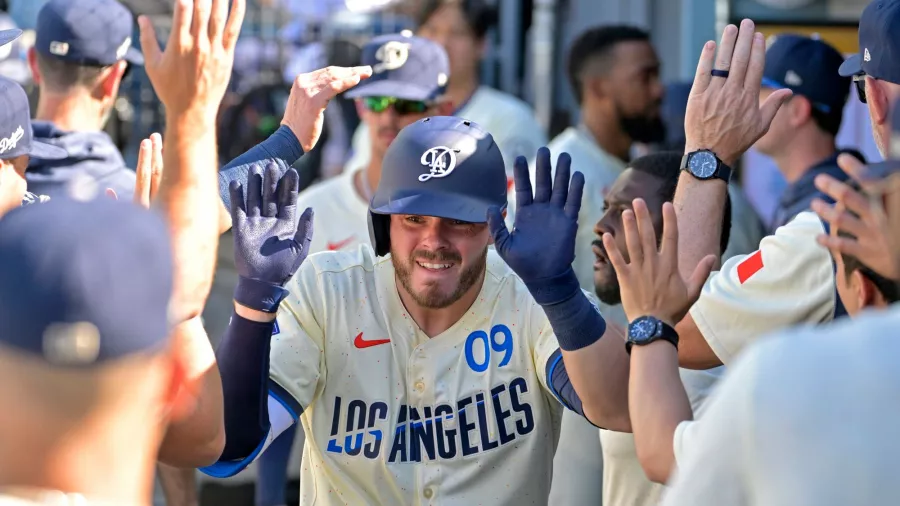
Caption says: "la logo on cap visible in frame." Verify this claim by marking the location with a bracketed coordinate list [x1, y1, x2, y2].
[374, 41, 410, 73]
[419, 146, 461, 182]
[785, 70, 802, 86]
[865, 48, 872, 62]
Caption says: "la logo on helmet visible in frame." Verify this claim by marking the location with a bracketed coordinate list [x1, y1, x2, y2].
[374, 41, 410, 73]
[419, 146, 461, 182]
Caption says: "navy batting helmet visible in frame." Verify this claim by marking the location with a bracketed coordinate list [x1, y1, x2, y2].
[368, 116, 507, 256]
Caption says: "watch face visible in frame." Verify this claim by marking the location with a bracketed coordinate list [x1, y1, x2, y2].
[629, 316, 661, 343]
[689, 151, 718, 179]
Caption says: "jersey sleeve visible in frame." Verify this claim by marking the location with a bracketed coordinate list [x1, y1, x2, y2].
[662, 341, 765, 506]
[689, 212, 836, 365]
[202, 261, 328, 478]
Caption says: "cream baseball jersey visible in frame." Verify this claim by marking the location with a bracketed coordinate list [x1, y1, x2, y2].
[219, 245, 584, 505]
[346, 86, 547, 182]
[295, 166, 370, 254]
[689, 211, 837, 364]
[664, 307, 900, 506]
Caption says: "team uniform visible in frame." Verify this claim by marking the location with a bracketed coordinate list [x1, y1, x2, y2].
[663, 306, 900, 506]
[347, 85, 547, 183]
[207, 244, 593, 505]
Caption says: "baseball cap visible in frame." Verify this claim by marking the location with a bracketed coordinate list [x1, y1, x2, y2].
[345, 32, 449, 101]
[839, 0, 900, 83]
[0, 28, 21, 48]
[0, 198, 173, 367]
[35, 0, 144, 67]
[762, 34, 850, 113]
[0, 77, 67, 161]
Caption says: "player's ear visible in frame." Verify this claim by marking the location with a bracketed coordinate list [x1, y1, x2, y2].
[27, 48, 41, 86]
[866, 76, 891, 126]
[852, 269, 876, 309]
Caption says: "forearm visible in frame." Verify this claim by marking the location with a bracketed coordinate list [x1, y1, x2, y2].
[158, 317, 225, 467]
[673, 174, 728, 279]
[157, 464, 198, 506]
[560, 331, 631, 432]
[537, 277, 631, 432]
[629, 340, 692, 484]
[216, 303, 277, 461]
[156, 114, 221, 322]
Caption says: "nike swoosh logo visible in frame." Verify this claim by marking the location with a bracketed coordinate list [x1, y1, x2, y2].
[354, 332, 390, 349]
[327, 236, 355, 251]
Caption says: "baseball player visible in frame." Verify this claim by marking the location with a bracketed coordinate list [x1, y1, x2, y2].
[620, 7, 900, 485]
[0, 76, 67, 217]
[345, 0, 547, 183]
[200, 117, 632, 505]
[253, 32, 453, 506]
[25, 0, 143, 200]
[0, 198, 185, 506]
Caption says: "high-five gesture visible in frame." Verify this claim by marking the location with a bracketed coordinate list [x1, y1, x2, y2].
[684, 19, 793, 167]
[488, 148, 584, 305]
[230, 163, 314, 312]
[138, 0, 245, 119]
[282, 66, 373, 152]
[603, 200, 717, 326]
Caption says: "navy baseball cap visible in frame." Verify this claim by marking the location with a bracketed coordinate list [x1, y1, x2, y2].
[0, 198, 173, 367]
[345, 32, 449, 102]
[840, 0, 900, 83]
[0, 77, 67, 161]
[36, 0, 143, 67]
[0, 28, 21, 48]
[762, 34, 850, 114]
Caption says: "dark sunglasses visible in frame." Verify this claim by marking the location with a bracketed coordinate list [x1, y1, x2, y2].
[362, 96, 431, 115]
[853, 74, 867, 104]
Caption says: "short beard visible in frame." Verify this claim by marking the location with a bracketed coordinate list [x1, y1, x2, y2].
[615, 101, 666, 144]
[392, 247, 487, 309]
[594, 271, 622, 306]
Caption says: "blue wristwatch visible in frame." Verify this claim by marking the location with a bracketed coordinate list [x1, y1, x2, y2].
[681, 149, 732, 183]
[625, 315, 679, 355]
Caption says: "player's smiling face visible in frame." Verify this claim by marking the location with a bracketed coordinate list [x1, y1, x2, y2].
[389, 214, 491, 309]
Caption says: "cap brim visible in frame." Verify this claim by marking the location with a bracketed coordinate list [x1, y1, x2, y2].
[28, 141, 68, 161]
[839, 54, 863, 76]
[760, 77, 784, 89]
[370, 189, 504, 223]
[123, 46, 144, 66]
[0, 29, 22, 48]
[345, 80, 437, 101]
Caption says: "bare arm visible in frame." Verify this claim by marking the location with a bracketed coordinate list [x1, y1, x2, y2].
[158, 317, 224, 467]
[675, 21, 791, 281]
[138, 0, 246, 323]
[560, 322, 632, 432]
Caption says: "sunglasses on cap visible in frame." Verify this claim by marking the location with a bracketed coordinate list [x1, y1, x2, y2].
[362, 96, 432, 115]
[853, 74, 867, 104]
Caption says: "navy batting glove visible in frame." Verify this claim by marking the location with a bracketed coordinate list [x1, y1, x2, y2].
[488, 148, 585, 305]
[231, 162, 314, 312]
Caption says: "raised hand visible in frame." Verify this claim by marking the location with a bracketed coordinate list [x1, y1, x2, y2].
[282, 66, 373, 152]
[134, 133, 163, 208]
[138, 0, 245, 119]
[684, 19, 793, 167]
[811, 154, 900, 281]
[230, 163, 313, 311]
[488, 147, 584, 305]
[603, 199, 716, 326]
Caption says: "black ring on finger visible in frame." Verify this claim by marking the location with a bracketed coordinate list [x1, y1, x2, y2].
[711, 69, 730, 78]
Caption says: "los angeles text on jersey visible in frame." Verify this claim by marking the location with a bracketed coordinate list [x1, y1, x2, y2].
[325, 377, 535, 462]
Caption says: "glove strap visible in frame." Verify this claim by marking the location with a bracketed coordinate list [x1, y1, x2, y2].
[523, 268, 581, 306]
[234, 276, 290, 313]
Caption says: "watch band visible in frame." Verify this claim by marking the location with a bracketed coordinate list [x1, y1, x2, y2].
[625, 318, 679, 355]
[681, 150, 733, 183]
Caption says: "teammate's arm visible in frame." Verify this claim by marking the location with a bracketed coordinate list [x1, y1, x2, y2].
[217, 65, 374, 230]
[674, 22, 789, 287]
[490, 149, 633, 431]
[138, 0, 245, 324]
